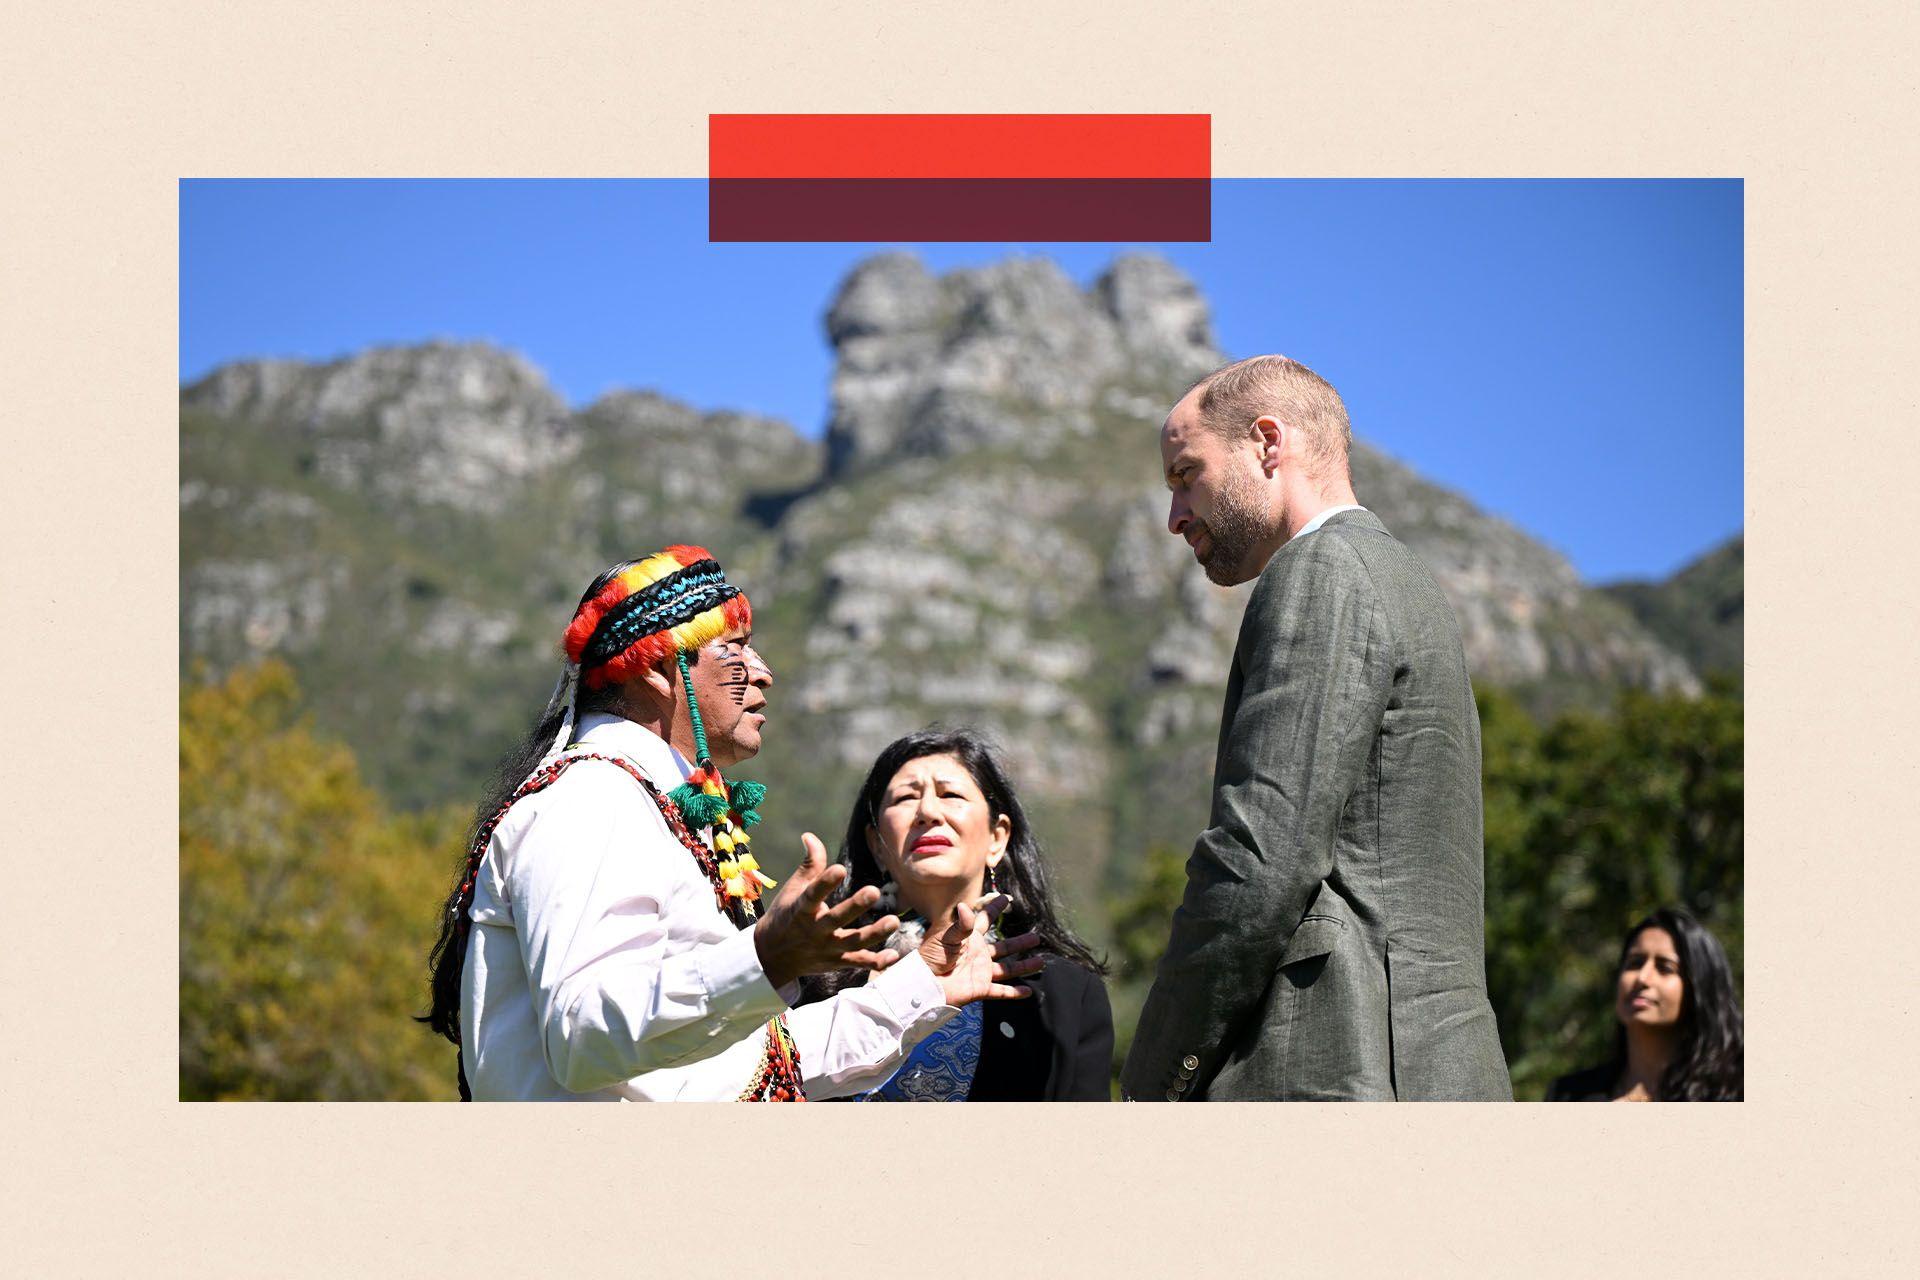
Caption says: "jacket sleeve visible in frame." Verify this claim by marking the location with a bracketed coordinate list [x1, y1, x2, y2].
[1121, 534, 1389, 1100]
[503, 765, 786, 1093]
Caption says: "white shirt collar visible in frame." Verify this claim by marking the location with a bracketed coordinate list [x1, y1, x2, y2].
[1293, 503, 1367, 541]
[571, 711, 697, 789]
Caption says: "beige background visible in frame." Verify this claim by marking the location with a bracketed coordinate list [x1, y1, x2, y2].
[3, 0, 1914, 1273]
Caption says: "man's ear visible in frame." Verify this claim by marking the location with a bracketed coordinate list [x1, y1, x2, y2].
[1252, 414, 1287, 475]
[639, 658, 676, 701]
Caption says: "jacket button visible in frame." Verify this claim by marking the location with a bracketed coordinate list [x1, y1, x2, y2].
[1181, 1054, 1199, 1071]
[1165, 1088, 1181, 1101]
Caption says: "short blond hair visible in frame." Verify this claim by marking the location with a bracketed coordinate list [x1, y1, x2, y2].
[1189, 354, 1353, 479]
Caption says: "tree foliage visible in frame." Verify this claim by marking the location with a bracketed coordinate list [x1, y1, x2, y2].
[180, 662, 463, 1100]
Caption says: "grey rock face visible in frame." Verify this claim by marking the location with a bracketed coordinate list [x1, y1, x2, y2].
[576, 389, 820, 496]
[1094, 253, 1221, 378]
[183, 341, 574, 513]
[823, 252, 1226, 476]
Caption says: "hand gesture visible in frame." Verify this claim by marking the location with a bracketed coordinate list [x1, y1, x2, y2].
[752, 834, 902, 989]
[920, 895, 1045, 1006]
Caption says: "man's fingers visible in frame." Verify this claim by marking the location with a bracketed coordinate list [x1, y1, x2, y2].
[797, 832, 827, 875]
[832, 916, 900, 949]
[839, 948, 901, 973]
[981, 982, 1034, 1000]
[979, 892, 1010, 924]
[801, 862, 848, 907]
[818, 885, 881, 926]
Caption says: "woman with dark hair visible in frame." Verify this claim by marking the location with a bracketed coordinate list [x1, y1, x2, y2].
[803, 726, 1113, 1101]
[1546, 906, 1744, 1102]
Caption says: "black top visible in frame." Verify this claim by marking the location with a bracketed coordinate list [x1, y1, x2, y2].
[1544, 1062, 1620, 1101]
[966, 956, 1113, 1101]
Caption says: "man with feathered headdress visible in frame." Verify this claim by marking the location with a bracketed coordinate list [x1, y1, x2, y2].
[422, 545, 1040, 1100]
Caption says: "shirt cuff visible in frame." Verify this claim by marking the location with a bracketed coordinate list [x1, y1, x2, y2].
[865, 950, 954, 1026]
[693, 924, 787, 1027]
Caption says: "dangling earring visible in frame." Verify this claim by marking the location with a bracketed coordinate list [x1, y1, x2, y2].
[988, 863, 1000, 897]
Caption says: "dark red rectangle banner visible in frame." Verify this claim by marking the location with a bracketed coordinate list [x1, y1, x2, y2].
[708, 114, 1210, 242]
[709, 177, 1210, 243]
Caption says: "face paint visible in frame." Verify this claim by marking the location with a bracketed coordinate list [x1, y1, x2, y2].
[710, 638, 765, 706]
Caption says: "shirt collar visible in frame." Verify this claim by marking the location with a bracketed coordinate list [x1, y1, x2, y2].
[1293, 503, 1367, 541]
[572, 711, 696, 789]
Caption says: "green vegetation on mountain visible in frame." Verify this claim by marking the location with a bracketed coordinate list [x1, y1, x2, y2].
[1602, 536, 1744, 682]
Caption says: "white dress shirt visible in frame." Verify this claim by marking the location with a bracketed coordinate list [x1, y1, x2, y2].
[461, 712, 954, 1100]
[1292, 503, 1367, 541]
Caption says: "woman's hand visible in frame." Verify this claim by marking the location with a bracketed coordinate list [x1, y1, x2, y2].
[920, 895, 1045, 1005]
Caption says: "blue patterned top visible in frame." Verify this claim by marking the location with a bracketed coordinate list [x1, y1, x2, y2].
[854, 1000, 983, 1102]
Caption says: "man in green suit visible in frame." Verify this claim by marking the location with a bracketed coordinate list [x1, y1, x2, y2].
[1121, 355, 1511, 1101]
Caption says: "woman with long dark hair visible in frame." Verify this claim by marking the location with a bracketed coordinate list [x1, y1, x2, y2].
[1547, 906, 1744, 1102]
[803, 726, 1113, 1101]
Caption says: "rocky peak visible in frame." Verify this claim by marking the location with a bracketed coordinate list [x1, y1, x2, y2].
[1094, 253, 1220, 376]
[574, 388, 822, 496]
[823, 252, 1224, 477]
[182, 341, 573, 513]
[824, 252, 947, 344]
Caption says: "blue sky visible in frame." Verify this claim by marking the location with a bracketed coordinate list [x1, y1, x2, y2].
[180, 179, 1741, 583]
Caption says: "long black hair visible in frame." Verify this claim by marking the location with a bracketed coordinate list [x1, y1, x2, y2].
[417, 558, 643, 1048]
[802, 726, 1105, 1001]
[1611, 906, 1744, 1101]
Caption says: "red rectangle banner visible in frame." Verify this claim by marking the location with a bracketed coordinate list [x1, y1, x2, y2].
[710, 114, 1210, 179]
[708, 114, 1210, 242]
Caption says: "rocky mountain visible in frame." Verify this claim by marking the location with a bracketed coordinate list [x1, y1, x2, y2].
[1602, 535, 1744, 682]
[180, 252, 1712, 932]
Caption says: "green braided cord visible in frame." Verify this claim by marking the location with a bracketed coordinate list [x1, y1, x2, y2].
[677, 649, 711, 765]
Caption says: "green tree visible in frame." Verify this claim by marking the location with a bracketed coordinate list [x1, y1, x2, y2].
[1104, 844, 1191, 1088]
[1481, 679, 1743, 1098]
[180, 662, 465, 1099]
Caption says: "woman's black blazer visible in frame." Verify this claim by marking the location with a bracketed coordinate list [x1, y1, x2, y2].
[965, 956, 1113, 1101]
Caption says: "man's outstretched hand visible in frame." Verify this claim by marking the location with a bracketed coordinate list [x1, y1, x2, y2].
[753, 834, 902, 989]
[920, 895, 1046, 1006]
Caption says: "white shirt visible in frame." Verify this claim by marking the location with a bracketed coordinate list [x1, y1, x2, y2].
[1292, 503, 1367, 541]
[461, 712, 954, 1100]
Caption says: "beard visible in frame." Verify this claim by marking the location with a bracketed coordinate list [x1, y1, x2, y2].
[1194, 462, 1277, 586]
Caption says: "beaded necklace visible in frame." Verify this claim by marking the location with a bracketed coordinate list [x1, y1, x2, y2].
[450, 748, 803, 1102]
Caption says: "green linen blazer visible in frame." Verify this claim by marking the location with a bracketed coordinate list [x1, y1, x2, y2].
[1121, 510, 1512, 1101]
